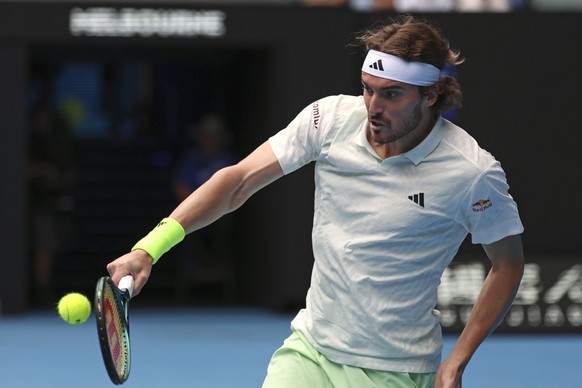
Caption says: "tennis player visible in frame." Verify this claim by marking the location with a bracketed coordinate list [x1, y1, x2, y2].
[107, 15, 525, 388]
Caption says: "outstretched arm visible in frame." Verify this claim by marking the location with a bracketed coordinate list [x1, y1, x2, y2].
[168, 141, 284, 233]
[436, 234, 524, 388]
[107, 141, 284, 295]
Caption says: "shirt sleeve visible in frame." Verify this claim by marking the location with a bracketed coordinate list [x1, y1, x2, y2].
[458, 161, 524, 245]
[268, 97, 335, 175]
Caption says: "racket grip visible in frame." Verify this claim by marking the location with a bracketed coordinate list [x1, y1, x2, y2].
[118, 275, 135, 298]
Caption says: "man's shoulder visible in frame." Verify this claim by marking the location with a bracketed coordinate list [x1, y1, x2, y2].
[439, 119, 497, 171]
[305, 95, 366, 137]
[318, 94, 364, 112]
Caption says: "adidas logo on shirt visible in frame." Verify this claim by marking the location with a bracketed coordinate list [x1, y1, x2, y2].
[369, 59, 384, 71]
[408, 193, 424, 208]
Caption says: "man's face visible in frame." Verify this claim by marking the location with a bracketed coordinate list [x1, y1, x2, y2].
[361, 72, 433, 148]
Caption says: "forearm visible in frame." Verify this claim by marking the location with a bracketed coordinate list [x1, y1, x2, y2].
[107, 166, 247, 292]
[445, 258, 524, 371]
[170, 166, 245, 234]
[109, 141, 283, 291]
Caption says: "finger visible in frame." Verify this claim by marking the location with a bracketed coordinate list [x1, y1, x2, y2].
[106, 260, 127, 285]
[106, 261, 118, 280]
[131, 282, 142, 297]
[132, 269, 152, 297]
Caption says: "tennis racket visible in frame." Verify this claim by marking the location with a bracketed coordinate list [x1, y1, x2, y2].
[95, 275, 134, 385]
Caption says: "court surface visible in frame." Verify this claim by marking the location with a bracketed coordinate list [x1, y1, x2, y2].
[0, 307, 579, 387]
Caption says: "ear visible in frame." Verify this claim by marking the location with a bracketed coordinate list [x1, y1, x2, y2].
[424, 84, 441, 107]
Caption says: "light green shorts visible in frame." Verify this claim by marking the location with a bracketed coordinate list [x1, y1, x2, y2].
[262, 330, 435, 388]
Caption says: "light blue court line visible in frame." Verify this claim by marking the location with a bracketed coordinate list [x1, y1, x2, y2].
[0, 308, 580, 387]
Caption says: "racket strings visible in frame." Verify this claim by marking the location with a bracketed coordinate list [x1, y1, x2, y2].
[103, 286, 130, 378]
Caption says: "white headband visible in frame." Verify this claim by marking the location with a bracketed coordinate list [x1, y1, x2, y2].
[361, 50, 440, 86]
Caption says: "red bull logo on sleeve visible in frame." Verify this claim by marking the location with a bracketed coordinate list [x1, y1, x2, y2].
[472, 198, 492, 212]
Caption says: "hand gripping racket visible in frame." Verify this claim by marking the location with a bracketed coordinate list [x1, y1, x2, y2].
[95, 275, 135, 385]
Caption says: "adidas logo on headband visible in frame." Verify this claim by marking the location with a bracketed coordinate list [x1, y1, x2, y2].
[362, 50, 440, 86]
[369, 60, 384, 71]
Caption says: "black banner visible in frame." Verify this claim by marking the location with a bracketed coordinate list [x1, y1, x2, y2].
[438, 257, 582, 333]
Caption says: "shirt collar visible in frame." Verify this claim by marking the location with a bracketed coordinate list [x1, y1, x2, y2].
[355, 116, 445, 165]
[404, 116, 445, 165]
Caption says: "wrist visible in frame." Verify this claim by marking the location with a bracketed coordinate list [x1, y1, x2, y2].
[132, 247, 155, 265]
[131, 218, 185, 264]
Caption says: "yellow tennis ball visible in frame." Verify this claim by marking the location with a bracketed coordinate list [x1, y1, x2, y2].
[57, 293, 91, 324]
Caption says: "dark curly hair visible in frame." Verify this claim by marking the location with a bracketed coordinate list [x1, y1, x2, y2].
[356, 15, 463, 115]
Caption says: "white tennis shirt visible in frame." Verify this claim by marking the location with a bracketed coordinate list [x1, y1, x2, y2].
[268, 95, 524, 373]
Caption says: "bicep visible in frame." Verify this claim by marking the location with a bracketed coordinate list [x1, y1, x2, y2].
[232, 141, 284, 204]
[482, 234, 525, 270]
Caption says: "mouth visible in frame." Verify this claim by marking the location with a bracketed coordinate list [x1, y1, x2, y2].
[369, 118, 385, 131]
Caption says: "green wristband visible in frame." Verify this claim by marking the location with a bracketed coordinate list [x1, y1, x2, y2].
[132, 218, 185, 264]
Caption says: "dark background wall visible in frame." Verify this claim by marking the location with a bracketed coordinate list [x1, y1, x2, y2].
[0, 4, 580, 324]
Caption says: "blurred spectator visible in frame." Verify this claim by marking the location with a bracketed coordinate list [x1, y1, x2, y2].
[301, 0, 394, 11]
[173, 114, 237, 201]
[394, 0, 454, 11]
[456, 0, 512, 11]
[28, 101, 78, 306]
[172, 114, 238, 303]
[302, 0, 521, 11]
[351, 0, 394, 10]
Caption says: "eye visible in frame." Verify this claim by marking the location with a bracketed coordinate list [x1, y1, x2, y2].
[381, 89, 400, 98]
[362, 85, 373, 95]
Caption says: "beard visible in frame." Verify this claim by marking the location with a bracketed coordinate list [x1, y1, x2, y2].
[369, 100, 424, 145]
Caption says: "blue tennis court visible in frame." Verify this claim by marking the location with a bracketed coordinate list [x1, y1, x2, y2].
[0, 307, 580, 387]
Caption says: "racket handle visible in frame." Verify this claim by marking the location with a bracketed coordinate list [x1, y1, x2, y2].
[118, 275, 135, 298]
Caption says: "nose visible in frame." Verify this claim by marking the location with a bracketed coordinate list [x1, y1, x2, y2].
[368, 94, 384, 118]
[368, 101, 383, 120]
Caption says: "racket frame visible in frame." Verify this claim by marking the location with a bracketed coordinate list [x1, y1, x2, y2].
[95, 276, 133, 385]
